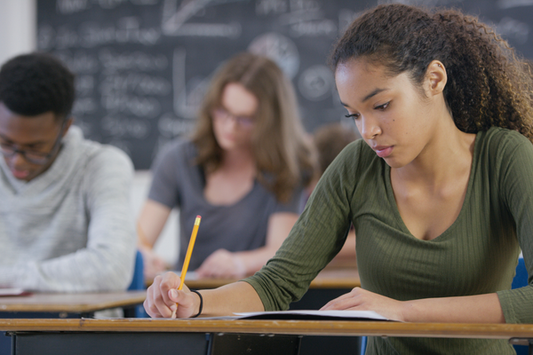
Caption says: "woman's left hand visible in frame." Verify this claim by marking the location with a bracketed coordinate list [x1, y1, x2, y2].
[320, 287, 406, 322]
[196, 249, 246, 279]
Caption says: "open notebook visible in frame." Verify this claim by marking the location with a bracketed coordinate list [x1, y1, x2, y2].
[202, 310, 390, 321]
[0, 288, 32, 297]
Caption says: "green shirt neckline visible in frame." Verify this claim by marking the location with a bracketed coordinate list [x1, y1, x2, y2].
[383, 131, 480, 242]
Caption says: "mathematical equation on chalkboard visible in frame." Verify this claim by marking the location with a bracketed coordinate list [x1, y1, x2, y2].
[37, 0, 532, 169]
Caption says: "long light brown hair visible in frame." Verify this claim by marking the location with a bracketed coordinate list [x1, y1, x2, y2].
[191, 52, 317, 202]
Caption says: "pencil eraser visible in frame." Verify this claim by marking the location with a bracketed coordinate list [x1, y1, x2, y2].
[197, 215, 201, 218]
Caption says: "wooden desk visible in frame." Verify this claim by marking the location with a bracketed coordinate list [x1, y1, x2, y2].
[178, 267, 361, 355]
[0, 291, 146, 317]
[143, 268, 360, 355]
[1, 318, 532, 355]
[0, 291, 146, 315]
[0, 291, 148, 355]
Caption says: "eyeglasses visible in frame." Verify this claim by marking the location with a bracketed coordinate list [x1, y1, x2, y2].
[0, 120, 67, 165]
[212, 107, 255, 129]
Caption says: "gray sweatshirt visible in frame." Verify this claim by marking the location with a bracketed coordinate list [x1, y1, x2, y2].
[0, 126, 136, 292]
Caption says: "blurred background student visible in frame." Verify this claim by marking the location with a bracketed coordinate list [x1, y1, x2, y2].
[137, 52, 317, 280]
[311, 122, 359, 268]
[0, 52, 136, 292]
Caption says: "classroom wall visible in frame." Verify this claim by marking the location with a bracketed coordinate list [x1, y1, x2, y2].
[0, 0, 179, 267]
[0, 0, 36, 66]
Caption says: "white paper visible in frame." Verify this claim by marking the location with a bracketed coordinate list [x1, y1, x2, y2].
[0, 288, 28, 296]
[234, 310, 389, 321]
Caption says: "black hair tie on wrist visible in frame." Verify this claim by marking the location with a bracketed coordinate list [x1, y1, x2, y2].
[190, 289, 203, 318]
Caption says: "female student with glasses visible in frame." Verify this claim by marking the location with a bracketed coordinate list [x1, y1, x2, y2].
[137, 52, 317, 280]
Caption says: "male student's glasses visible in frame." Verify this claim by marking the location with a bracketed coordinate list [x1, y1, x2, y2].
[0, 119, 68, 165]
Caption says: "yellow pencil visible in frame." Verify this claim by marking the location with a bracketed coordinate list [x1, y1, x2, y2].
[178, 215, 201, 291]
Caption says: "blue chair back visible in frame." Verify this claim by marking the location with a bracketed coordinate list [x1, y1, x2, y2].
[128, 250, 145, 291]
[512, 257, 528, 289]
[128, 250, 147, 317]
[512, 257, 528, 355]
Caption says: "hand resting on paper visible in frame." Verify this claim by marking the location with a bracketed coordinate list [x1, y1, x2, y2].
[195, 249, 246, 279]
[320, 287, 405, 322]
[144, 271, 200, 319]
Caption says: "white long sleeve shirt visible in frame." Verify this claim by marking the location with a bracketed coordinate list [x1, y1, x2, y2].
[0, 126, 136, 292]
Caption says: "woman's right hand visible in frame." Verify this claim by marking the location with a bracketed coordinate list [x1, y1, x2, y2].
[144, 272, 200, 318]
[139, 247, 168, 280]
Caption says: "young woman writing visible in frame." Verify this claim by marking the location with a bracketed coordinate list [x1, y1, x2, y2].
[144, 4, 533, 354]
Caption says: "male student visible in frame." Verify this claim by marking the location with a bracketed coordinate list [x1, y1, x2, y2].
[0, 52, 136, 292]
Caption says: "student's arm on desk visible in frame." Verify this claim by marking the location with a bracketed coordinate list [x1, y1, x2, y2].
[145, 271, 263, 318]
[0, 149, 137, 292]
[137, 200, 172, 279]
[196, 212, 298, 279]
[320, 287, 505, 323]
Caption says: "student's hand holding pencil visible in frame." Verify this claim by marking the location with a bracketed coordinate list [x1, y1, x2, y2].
[144, 271, 201, 318]
[144, 215, 202, 319]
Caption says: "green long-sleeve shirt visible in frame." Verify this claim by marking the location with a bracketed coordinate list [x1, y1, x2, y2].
[245, 127, 533, 354]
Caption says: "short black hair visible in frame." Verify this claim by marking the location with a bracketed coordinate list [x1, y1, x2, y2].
[0, 52, 75, 121]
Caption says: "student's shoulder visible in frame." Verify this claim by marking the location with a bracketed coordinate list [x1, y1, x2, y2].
[478, 126, 532, 158]
[95, 144, 133, 170]
[481, 126, 529, 143]
[341, 138, 371, 153]
[70, 132, 134, 175]
[333, 138, 378, 168]
[74, 144, 134, 184]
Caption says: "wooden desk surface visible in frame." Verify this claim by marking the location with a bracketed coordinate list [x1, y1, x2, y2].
[184, 268, 360, 290]
[0, 291, 146, 313]
[0, 318, 532, 340]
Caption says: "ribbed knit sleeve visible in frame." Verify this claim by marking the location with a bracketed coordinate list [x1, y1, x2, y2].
[245, 140, 362, 311]
[494, 131, 533, 323]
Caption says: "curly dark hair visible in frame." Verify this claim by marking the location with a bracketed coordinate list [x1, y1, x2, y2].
[0, 52, 75, 121]
[330, 4, 533, 141]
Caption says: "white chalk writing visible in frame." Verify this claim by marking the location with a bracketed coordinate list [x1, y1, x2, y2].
[100, 74, 171, 96]
[298, 65, 334, 101]
[101, 115, 151, 138]
[248, 32, 300, 79]
[56, 0, 90, 14]
[158, 113, 196, 138]
[495, 17, 529, 44]
[497, 0, 533, 8]
[99, 49, 168, 73]
[80, 17, 161, 47]
[256, 0, 288, 15]
[101, 94, 161, 117]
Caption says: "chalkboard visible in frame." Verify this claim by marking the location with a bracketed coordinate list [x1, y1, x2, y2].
[36, 0, 533, 169]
